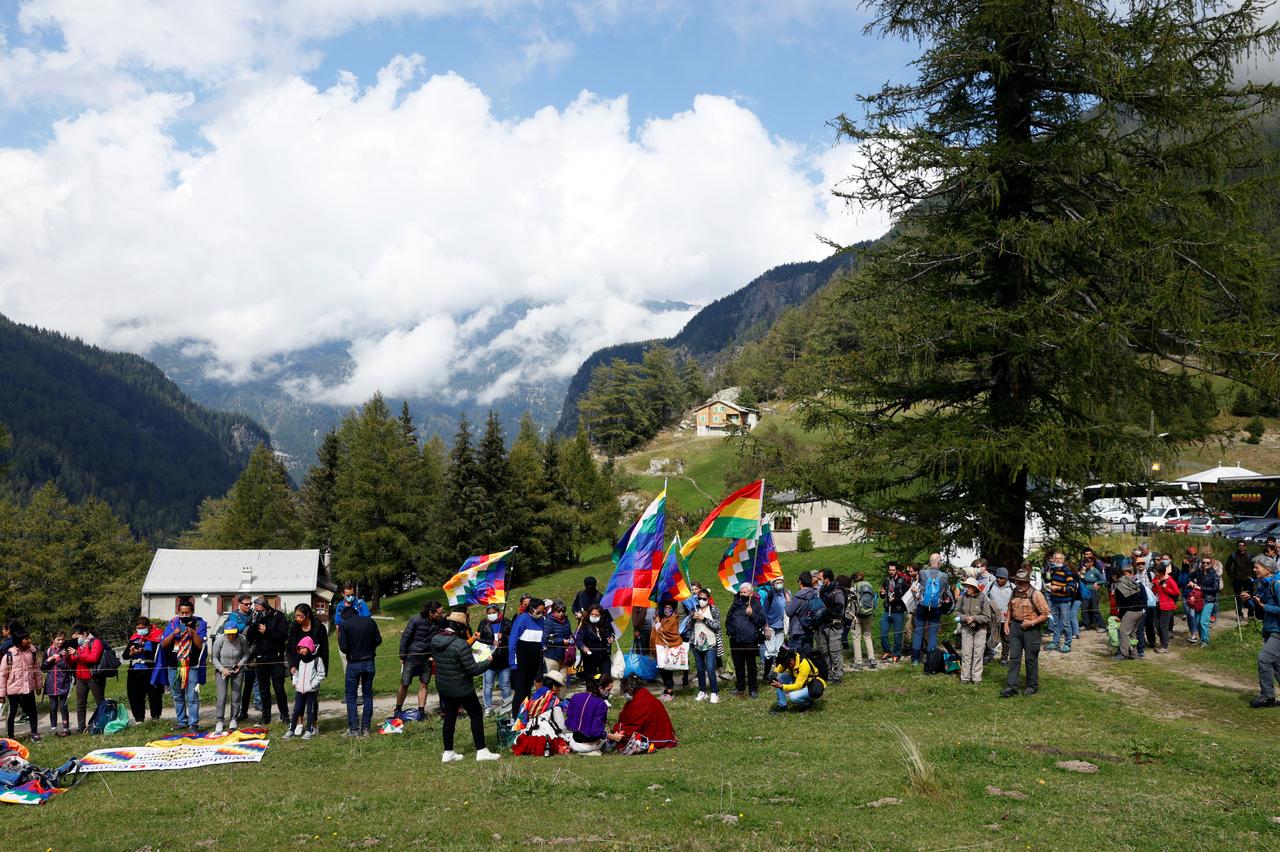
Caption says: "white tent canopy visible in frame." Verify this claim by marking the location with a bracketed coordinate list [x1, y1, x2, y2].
[1175, 466, 1261, 484]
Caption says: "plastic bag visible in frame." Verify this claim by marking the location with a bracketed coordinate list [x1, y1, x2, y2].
[623, 652, 657, 681]
[102, 702, 130, 735]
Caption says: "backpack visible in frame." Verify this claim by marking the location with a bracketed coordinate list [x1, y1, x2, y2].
[921, 573, 943, 609]
[798, 594, 825, 633]
[939, 584, 955, 616]
[91, 642, 120, 679]
[1186, 587, 1205, 612]
[87, 699, 119, 735]
[852, 582, 876, 618]
[803, 649, 829, 682]
[923, 647, 945, 674]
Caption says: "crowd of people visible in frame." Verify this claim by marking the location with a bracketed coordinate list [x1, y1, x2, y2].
[1, 541, 1277, 763]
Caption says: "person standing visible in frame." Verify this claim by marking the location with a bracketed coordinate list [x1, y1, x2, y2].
[210, 622, 248, 736]
[1045, 552, 1078, 653]
[433, 611, 501, 762]
[161, 600, 208, 733]
[479, 604, 513, 717]
[985, 568, 1013, 664]
[847, 573, 878, 671]
[879, 563, 909, 662]
[508, 598, 546, 718]
[286, 636, 326, 740]
[726, 583, 766, 698]
[1151, 561, 1180, 653]
[541, 601, 576, 681]
[574, 604, 611, 685]
[0, 630, 41, 742]
[1241, 554, 1280, 708]
[337, 603, 382, 736]
[954, 579, 993, 684]
[683, 591, 720, 703]
[287, 604, 330, 677]
[759, 578, 789, 679]
[123, 617, 166, 723]
[41, 631, 72, 737]
[1080, 552, 1107, 631]
[815, 570, 846, 683]
[785, 572, 820, 654]
[67, 624, 107, 734]
[1188, 557, 1221, 647]
[394, 601, 441, 719]
[1226, 541, 1254, 622]
[241, 597, 289, 725]
[650, 600, 684, 702]
[1000, 569, 1049, 698]
[911, 554, 950, 665]
[1112, 563, 1147, 661]
[572, 577, 603, 624]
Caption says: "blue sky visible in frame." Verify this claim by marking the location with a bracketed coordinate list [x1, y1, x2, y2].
[0, 1, 910, 404]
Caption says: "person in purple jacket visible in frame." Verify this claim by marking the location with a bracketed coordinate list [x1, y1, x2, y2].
[564, 673, 613, 755]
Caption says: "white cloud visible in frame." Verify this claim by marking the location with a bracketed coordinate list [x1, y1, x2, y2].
[0, 61, 881, 403]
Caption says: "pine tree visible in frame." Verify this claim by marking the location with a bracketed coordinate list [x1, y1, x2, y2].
[221, 443, 304, 549]
[333, 393, 426, 610]
[801, 0, 1280, 567]
[178, 495, 231, 549]
[417, 435, 449, 583]
[641, 345, 683, 427]
[579, 358, 656, 455]
[475, 410, 511, 555]
[444, 415, 489, 571]
[299, 429, 340, 549]
[399, 401, 418, 446]
[507, 413, 552, 576]
[560, 430, 620, 561]
[681, 359, 707, 412]
[0, 421, 9, 479]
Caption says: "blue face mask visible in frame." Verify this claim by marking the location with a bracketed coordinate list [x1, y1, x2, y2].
[344, 594, 355, 603]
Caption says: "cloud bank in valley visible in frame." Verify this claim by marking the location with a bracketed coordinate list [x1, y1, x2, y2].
[0, 6, 892, 406]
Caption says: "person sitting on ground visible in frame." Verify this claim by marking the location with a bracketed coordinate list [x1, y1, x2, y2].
[767, 647, 824, 714]
[563, 673, 613, 755]
[512, 670, 569, 753]
[434, 611, 501, 762]
[607, 674, 677, 753]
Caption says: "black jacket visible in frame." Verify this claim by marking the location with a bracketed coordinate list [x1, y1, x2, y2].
[431, 628, 488, 699]
[572, 588, 602, 615]
[477, 617, 510, 672]
[1226, 550, 1253, 584]
[725, 596, 766, 646]
[247, 608, 289, 663]
[880, 575, 909, 614]
[338, 614, 383, 663]
[820, 583, 847, 626]
[286, 619, 329, 670]
[399, 614, 439, 661]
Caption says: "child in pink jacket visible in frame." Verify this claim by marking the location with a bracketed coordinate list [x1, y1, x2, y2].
[0, 630, 42, 742]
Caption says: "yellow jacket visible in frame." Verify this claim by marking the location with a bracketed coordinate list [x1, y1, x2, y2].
[774, 656, 823, 692]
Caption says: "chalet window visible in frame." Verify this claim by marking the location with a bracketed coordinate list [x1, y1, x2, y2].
[698, 415, 707, 423]
[826, 517, 842, 533]
[774, 516, 794, 533]
[715, 404, 724, 413]
[713, 415, 722, 424]
[218, 595, 236, 614]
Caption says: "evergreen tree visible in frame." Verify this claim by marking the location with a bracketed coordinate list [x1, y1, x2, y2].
[681, 359, 707, 411]
[0, 421, 9, 479]
[579, 358, 656, 455]
[561, 430, 620, 561]
[507, 413, 552, 575]
[800, 0, 1280, 566]
[299, 429, 341, 549]
[177, 495, 231, 549]
[399, 401, 418, 446]
[540, 436, 576, 571]
[221, 444, 305, 549]
[641, 345, 683, 426]
[444, 415, 489, 572]
[475, 410, 511, 553]
[417, 435, 449, 583]
[333, 393, 426, 610]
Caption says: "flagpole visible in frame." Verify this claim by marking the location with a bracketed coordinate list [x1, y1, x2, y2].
[757, 478, 766, 540]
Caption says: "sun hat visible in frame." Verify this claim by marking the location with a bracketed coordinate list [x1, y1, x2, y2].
[1013, 569, 1031, 583]
[543, 670, 566, 687]
[962, 578, 981, 590]
[447, 611, 468, 625]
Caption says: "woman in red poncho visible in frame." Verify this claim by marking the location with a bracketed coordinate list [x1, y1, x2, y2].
[607, 674, 677, 754]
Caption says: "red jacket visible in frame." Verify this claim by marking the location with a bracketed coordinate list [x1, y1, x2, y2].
[1153, 576, 1180, 611]
[613, 686, 677, 749]
[67, 636, 103, 681]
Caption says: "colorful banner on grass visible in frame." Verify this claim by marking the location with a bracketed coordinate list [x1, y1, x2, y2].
[78, 740, 269, 773]
[680, 479, 764, 559]
[650, 534, 693, 606]
[443, 548, 514, 606]
[602, 489, 666, 639]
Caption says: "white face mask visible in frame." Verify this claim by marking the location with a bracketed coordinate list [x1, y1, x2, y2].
[589, 615, 601, 624]
[486, 613, 499, 622]
[698, 599, 709, 607]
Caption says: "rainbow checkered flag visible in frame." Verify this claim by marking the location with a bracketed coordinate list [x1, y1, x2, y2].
[443, 548, 514, 606]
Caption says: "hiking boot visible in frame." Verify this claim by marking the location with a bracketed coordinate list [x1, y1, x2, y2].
[768, 705, 786, 714]
[999, 687, 1018, 698]
[1249, 696, 1277, 709]
[1023, 687, 1038, 697]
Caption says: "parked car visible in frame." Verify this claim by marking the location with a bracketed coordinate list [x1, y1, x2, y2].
[1137, 505, 1197, 534]
[1096, 506, 1138, 527]
[1186, 515, 1233, 537]
[1163, 516, 1193, 533]
[1223, 517, 1280, 544]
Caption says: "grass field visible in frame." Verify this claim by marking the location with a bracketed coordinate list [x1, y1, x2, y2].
[9, 539, 1280, 850]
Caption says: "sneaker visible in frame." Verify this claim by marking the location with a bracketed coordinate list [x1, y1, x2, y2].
[294, 723, 304, 737]
[768, 705, 786, 714]
[359, 728, 370, 737]
[709, 693, 719, 704]
[1060, 644, 1071, 654]
[441, 750, 464, 763]
[1137, 652, 1146, 658]
[1110, 654, 1125, 661]
[302, 729, 315, 740]
[342, 729, 359, 738]
[283, 729, 296, 740]
[30, 733, 41, 743]
[56, 728, 69, 738]
[695, 691, 707, 702]
[1249, 696, 1278, 709]
[868, 661, 877, 670]
[229, 722, 238, 731]
[475, 748, 501, 761]
[1023, 687, 1038, 697]
[999, 687, 1018, 698]
[749, 691, 758, 699]
[214, 723, 225, 736]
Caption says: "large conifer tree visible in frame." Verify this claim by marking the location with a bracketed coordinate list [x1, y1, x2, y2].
[800, 0, 1280, 566]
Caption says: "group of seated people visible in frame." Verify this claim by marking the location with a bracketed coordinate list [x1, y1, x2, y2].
[510, 671, 679, 756]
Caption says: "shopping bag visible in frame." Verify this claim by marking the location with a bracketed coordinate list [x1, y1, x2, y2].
[656, 642, 689, 671]
[623, 651, 657, 681]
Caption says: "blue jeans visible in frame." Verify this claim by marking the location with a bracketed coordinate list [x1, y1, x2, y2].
[774, 672, 811, 709]
[170, 679, 201, 729]
[345, 660, 375, 732]
[483, 667, 512, 710]
[693, 647, 718, 694]
[1051, 601, 1073, 647]
[1069, 600, 1082, 639]
[880, 611, 904, 656]
[910, 615, 939, 662]
[1196, 602, 1215, 645]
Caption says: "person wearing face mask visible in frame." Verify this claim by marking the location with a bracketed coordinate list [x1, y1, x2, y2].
[1044, 552, 1078, 654]
[161, 599, 208, 733]
[574, 604, 613, 686]
[879, 563, 909, 662]
[650, 599, 684, 702]
[726, 583, 766, 698]
[333, 582, 371, 668]
[542, 600, 576, 681]
[241, 596, 290, 727]
[759, 578, 789, 679]
[509, 598, 547, 718]
[395, 601, 443, 719]
[66, 624, 106, 734]
[479, 604, 513, 716]
[682, 590, 721, 703]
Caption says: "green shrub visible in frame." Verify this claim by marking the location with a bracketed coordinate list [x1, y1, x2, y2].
[1245, 416, 1265, 444]
[797, 528, 815, 552]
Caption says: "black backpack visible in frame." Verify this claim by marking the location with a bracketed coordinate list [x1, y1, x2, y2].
[797, 595, 825, 633]
[923, 647, 945, 675]
[92, 642, 121, 679]
[87, 699, 118, 735]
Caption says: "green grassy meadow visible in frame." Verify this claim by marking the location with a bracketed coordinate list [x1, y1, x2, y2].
[9, 539, 1280, 850]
